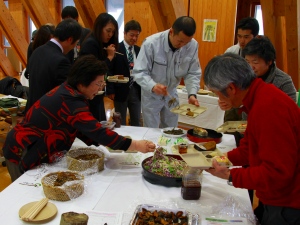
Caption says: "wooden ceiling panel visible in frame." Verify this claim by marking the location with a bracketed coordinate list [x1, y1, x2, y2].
[74, 0, 106, 29]
[0, 1, 28, 67]
[0, 47, 18, 77]
[21, 0, 56, 27]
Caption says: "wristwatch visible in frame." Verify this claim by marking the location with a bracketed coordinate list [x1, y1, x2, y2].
[227, 173, 233, 186]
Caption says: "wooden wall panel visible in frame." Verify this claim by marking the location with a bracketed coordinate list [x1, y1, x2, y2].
[190, 0, 238, 88]
[284, 0, 299, 89]
[124, 0, 188, 48]
[124, 0, 159, 47]
[261, 0, 299, 89]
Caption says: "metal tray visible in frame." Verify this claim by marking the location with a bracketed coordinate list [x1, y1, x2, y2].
[130, 204, 200, 225]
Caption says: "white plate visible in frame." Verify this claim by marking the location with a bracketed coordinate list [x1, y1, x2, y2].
[161, 127, 187, 138]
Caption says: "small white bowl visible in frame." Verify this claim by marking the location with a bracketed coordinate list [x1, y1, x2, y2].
[100, 121, 116, 130]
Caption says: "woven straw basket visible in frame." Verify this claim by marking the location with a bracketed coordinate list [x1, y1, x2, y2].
[41, 171, 84, 201]
[66, 147, 104, 173]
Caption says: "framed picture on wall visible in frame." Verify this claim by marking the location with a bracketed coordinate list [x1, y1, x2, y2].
[202, 19, 218, 42]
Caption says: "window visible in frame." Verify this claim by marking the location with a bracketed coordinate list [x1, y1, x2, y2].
[106, 0, 124, 42]
[3, 1, 10, 47]
[254, 5, 264, 35]
[62, 0, 75, 8]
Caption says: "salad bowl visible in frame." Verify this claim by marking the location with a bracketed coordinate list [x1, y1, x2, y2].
[142, 154, 185, 187]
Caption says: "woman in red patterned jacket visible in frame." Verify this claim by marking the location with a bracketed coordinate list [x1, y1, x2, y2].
[3, 55, 155, 182]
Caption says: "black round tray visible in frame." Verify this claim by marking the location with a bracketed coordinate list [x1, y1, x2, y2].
[142, 154, 183, 187]
[187, 128, 223, 143]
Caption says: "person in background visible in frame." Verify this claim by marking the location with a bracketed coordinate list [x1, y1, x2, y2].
[224, 17, 259, 122]
[27, 25, 55, 67]
[106, 20, 142, 126]
[205, 53, 300, 225]
[80, 13, 119, 121]
[225, 17, 259, 56]
[243, 36, 297, 102]
[132, 16, 201, 128]
[26, 29, 38, 61]
[3, 55, 156, 182]
[61, 5, 90, 63]
[24, 24, 55, 81]
[220, 36, 297, 113]
[25, 19, 82, 113]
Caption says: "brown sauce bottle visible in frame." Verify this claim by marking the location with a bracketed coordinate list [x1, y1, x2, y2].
[113, 112, 121, 128]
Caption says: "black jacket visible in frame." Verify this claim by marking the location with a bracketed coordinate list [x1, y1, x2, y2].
[25, 41, 71, 112]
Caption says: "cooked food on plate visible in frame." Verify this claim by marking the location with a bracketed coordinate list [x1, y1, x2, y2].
[163, 128, 184, 135]
[193, 127, 208, 137]
[186, 108, 194, 116]
[135, 207, 187, 225]
[213, 155, 230, 166]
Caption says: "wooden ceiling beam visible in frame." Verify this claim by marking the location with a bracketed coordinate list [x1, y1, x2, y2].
[0, 1, 27, 67]
[149, 0, 168, 31]
[0, 47, 18, 77]
[74, 0, 106, 29]
[21, 0, 56, 28]
[149, 0, 187, 31]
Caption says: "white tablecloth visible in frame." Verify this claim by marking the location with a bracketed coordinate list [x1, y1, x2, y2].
[177, 89, 225, 130]
[0, 126, 255, 224]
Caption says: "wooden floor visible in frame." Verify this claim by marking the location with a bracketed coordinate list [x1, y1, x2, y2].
[0, 96, 259, 210]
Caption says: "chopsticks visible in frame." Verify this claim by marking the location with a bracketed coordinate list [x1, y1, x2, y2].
[103, 47, 124, 55]
[21, 198, 49, 221]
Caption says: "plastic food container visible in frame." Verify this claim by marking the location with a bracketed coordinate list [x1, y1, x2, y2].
[100, 121, 116, 130]
[129, 204, 200, 225]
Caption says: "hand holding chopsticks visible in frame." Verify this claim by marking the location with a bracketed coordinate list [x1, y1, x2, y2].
[103, 47, 124, 55]
[21, 198, 49, 221]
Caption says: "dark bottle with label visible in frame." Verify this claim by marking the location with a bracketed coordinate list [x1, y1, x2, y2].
[181, 166, 202, 200]
[113, 112, 122, 128]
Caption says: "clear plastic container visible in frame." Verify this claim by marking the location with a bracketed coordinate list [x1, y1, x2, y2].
[181, 167, 203, 200]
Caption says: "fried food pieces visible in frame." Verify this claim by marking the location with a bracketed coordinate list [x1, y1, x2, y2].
[136, 208, 188, 225]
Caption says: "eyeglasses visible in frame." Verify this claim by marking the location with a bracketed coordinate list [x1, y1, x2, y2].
[95, 81, 106, 88]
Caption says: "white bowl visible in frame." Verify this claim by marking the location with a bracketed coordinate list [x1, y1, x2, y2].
[100, 121, 116, 130]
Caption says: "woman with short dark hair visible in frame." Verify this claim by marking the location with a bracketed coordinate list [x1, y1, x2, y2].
[3, 55, 155, 182]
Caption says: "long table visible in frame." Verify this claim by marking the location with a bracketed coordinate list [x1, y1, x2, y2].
[177, 88, 225, 130]
[0, 126, 255, 224]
